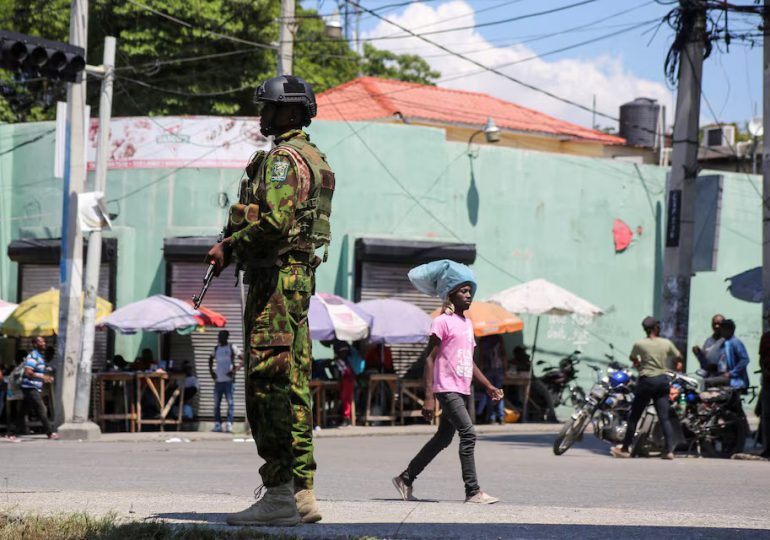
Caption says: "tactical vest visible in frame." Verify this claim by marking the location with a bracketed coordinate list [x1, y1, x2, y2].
[279, 135, 335, 262]
[231, 132, 334, 266]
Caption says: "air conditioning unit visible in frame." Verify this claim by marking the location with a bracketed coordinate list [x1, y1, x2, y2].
[702, 125, 735, 148]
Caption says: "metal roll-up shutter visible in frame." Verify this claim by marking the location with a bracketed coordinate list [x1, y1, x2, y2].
[167, 262, 245, 421]
[18, 263, 112, 371]
[359, 261, 441, 376]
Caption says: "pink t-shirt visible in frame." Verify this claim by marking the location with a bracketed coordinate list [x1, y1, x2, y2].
[431, 312, 475, 395]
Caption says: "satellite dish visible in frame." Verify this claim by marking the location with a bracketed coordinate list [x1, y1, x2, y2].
[748, 117, 764, 138]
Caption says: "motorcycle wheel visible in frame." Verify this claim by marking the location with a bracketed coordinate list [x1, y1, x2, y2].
[552, 411, 589, 455]
[699, 411, 748, 458]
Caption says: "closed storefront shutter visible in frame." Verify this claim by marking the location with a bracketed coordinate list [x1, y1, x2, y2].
[167, 262, 245, 421]
[359, 261, 440, 377]
[354, 238, 476, 378]
[18, 263, 113, 371]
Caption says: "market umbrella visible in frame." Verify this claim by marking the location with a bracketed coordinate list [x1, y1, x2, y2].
[726, 267, 761, 303]
[487, 278, 603, 359]
[0, 300, 19, 325]
[357, 298, 432, 344]
[0, 288, 112, 337]
[97, 294, 201, 335]
[430, 301, 524, 337]
[309, 293, 372, 341]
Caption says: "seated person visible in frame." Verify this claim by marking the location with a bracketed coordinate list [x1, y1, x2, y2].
[112, 354, 129, 371]
[133, 348, 156, 372]
[333, 340, 356, 427]
[363, 343, 393, 373]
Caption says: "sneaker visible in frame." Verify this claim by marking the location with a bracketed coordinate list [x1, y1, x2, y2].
[47, 433, 60, 440]
[392, 474, 416, 501]
[224, 422, 233, 433]
[212, 422, 222, 433]
[610, 446, 631, 458]
[661, 452, 675, 460]
[465, 491, 499, 504]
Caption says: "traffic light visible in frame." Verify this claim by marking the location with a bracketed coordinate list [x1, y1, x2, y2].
[0, 30, 85, 83]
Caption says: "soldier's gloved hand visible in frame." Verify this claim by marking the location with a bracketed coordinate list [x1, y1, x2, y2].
[206, 239, 232, 277]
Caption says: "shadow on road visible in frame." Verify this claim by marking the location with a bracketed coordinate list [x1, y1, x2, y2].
[149, 515, 770, 539]
[480, 431, 613, 456]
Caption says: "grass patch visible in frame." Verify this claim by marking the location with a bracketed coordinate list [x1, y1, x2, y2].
[0, 512, 301, 540]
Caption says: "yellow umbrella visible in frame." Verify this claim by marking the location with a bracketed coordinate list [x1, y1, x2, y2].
[0, 288, 112, 337]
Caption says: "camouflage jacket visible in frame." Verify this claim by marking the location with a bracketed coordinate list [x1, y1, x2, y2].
[229, 129, 318, 267]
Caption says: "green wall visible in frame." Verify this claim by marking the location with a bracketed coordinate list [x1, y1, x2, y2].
[0, 118, 764, 392]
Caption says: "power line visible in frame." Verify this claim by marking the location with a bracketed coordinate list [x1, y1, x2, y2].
[125, 0, 277, 51]
[0, 128, 55, 157]
[117, 75, 253, 97]
[343, 0, 639, 124]
[294, 0, 601, 44]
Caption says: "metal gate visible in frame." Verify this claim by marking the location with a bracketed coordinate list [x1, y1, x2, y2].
[18, 263, 112, 371]
[167, 262, 246, 421]
[358, 261, 441, 376]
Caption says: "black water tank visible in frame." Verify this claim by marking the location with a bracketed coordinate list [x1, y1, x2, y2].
[619, 97, 660, 147]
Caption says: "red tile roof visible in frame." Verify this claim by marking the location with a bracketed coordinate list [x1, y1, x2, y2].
[316, 77, 625, 145]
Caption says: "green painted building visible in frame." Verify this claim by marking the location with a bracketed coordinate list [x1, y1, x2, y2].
[0, 117, 763, 419]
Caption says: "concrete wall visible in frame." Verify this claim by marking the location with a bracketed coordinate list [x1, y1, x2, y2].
[0, 118, 763, 392]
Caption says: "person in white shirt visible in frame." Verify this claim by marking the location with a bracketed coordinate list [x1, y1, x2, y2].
[208, 331, 242, 432]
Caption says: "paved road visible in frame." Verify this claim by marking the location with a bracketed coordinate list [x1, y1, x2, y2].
[2, 428, 769, 539]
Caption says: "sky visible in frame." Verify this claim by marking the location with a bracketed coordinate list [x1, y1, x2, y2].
[307, 0, 764, 132]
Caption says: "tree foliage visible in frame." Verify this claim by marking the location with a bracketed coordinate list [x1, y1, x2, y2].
[0, 0, 439, 122]
[361, 43, 440, 86]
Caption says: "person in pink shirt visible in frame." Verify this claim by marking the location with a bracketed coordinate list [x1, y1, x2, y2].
[392, 260, 503, 504]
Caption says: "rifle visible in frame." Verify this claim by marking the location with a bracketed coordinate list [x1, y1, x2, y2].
[192, 229, 225, 309]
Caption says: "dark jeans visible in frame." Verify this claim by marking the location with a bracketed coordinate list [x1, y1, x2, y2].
[477, 372, 504, 422]
[404, 392, 480, 497]
[214, 381, 234, 424]
[16, 388, 53, 436]
[622, 374, 675, 453]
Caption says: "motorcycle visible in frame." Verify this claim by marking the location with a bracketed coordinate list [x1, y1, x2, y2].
[552, 361, 634, 455]
[630, 371, 750, 459]
[529, 351, 586, 422]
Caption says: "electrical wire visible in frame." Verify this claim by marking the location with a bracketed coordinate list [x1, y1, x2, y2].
[124, 0, 277, 51]
[0, 128, 56, 157]
[117, 75, 253, 97]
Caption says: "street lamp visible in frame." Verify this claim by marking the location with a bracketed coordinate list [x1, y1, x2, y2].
[465, 117, 500, 226]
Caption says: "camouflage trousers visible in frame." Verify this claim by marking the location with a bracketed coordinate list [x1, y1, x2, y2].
[243, 261, 316, 490]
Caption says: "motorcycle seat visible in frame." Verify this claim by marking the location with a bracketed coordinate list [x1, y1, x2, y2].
[699, 389, 730, 403]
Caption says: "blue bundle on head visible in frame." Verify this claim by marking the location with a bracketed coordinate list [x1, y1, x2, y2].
[407, 259, 477, 300]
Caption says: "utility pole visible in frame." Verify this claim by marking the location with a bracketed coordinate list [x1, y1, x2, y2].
[660, 1, 706, 363]
[72, 36, 116, 436]
[762, 0, 770, 331]
[55, 0, 88, 433]
[278, 0, 294, 75]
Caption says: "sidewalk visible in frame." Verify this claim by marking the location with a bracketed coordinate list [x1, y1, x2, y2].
[89, 421, 563, 443]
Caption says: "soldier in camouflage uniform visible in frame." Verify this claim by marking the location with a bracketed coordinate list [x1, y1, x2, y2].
[206, 75, 334, 527]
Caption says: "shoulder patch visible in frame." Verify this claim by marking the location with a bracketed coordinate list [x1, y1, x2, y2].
[270, 157, 290, 183]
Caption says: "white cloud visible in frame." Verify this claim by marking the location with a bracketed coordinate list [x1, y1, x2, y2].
[363, 1, 674, 130]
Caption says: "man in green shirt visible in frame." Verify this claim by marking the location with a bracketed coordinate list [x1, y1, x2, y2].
[611, 316, 683, 460]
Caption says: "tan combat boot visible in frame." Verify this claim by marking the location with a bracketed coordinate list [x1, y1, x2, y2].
[226, 482, 300, 526]
[294, 488, 322, 523]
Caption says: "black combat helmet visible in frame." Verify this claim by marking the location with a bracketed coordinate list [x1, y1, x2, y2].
[254, 75, 317, 126]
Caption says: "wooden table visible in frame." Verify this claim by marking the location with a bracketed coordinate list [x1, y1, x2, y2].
[309, 380, 356, 427]
[94, 372, 138, 432]
[136, 371, 186, 432]
[503, 371, 532, 423]
[364, 373, 397, 426]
